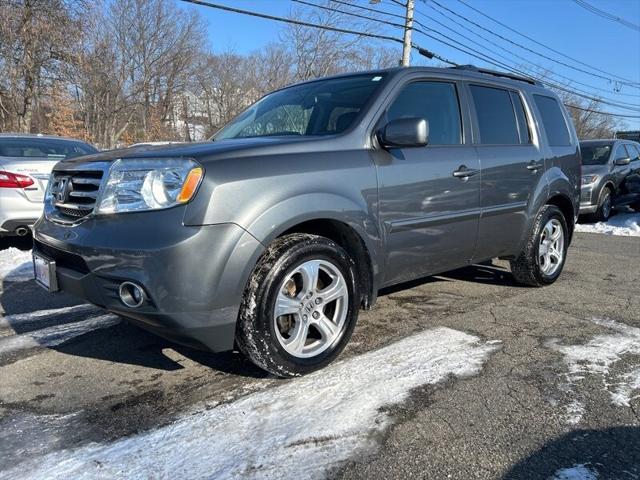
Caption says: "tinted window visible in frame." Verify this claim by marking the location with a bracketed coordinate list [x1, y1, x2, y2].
[214, 74, 387, 140]
[0, 138, 97, 159]
[386, 81, 462, 145]
[533, 95, 571, 146]
[626, 144, 640, 161]
[615, 145, 630, 161]
[469, 85, 519, 144]
[580, 143, 612, 165]
[510, 91, 531, 144]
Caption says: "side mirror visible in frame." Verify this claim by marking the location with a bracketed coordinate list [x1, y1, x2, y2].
[615, 157, 631, 166]
[378, 117, 429, 148]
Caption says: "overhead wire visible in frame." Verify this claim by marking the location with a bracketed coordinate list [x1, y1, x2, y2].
[179, 0, 640, 118]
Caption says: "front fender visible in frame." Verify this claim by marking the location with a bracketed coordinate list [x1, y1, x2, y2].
[244, 192, 384, 283]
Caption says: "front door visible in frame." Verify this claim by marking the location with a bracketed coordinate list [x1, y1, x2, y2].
[373, 80, 480, 286]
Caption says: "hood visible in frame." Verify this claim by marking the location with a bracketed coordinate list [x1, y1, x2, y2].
[581, 164, 609, 175]
[57, 136, 330, 167]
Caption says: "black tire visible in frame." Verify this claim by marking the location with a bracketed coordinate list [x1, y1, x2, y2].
[510, 205, 569, 287]
[631, 201, 640, 213]
[593, 186, 613, 222]
[236, 233, 359, 377]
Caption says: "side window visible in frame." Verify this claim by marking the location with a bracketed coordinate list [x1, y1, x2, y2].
[614, 145, 629, 162]
[627, 144, 640, 161]
[469, 85, 519, 145]
[386, 81, 462, 145]
[510, 91, 531, 144]
[533, 95, 571, 146]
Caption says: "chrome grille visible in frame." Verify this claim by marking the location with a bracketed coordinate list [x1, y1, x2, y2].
[50, 170, 103, 220]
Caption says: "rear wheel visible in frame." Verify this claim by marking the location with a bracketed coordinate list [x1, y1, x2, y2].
[236, 233, 359, 377]
[510, 205, 569, 287]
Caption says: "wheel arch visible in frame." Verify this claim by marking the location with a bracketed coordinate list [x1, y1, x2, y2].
[243, 193, 383, 310]
[279, 218, 376, 309]
[546, 193, 575, 239]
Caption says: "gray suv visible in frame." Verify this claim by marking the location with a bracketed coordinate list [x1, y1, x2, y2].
[33, 66, 580, 377]
[579, 139, 640, 221]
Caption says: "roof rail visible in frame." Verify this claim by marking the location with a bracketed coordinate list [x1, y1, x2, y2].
[449, 65, 541, 86]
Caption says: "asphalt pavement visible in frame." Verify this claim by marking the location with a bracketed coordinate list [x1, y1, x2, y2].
[0, 232, 638, 479]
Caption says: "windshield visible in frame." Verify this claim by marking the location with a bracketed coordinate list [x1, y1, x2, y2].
[0, 138, 97, 159]
[580, 144, 612, 165]
[214, 73, 387, 140]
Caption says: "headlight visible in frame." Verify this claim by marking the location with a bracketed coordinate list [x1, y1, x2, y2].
[581, 174, 598, 185]
[97, 158, 203, 214]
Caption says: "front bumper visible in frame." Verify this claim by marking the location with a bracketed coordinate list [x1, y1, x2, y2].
[33, 207, 264, 352]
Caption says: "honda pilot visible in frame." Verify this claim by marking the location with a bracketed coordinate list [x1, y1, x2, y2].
[33, 66, 581, 377]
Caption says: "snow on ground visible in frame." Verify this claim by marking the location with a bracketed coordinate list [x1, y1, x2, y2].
[549, 464, 599, 480]
[0, 314, 119, 355]
[0, 327, 499, 480]
[0, 304, 99, 329]
[548, 318, 640, 423]
[0, 247, 33, 282]
[575, 211, 640, 237]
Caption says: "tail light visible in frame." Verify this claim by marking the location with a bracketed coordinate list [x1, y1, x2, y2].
[0, 170, 35, 188]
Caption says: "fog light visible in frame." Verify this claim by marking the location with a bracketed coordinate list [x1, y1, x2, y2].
[119, 282, 146, 308]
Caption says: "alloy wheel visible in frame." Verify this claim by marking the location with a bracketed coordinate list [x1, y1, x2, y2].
[273, 259, 349, 358]
[538, 218, 565, 276]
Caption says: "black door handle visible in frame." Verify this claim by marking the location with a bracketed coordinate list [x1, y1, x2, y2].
[452, 165, 479, 178]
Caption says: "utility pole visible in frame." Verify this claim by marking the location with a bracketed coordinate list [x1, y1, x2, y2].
[401, 0, 415, 66]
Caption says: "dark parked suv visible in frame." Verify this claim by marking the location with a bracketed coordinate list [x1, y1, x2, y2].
[33, 66, 580, 376]
[579, 139, 640, 221]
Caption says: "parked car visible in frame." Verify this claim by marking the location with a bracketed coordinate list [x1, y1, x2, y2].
[33, 66, 580, 377]
[0, 134, 98, 237]
[579, 139, 640, 221]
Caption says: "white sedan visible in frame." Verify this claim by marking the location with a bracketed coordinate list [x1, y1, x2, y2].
[0, 133, 98, 237]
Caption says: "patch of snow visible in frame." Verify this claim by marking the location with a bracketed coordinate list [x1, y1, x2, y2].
[0, 304, 99, 329]
[564, 400, 586, 425]
[0, 327, 498, 480]
[549, 318, 640, 423]
[575, 211, 640, 237]
[549, 464, 599, 480]
[611, 367, 640, 407]
[0, 314, 119, 355]
[0, 248, 33, 282]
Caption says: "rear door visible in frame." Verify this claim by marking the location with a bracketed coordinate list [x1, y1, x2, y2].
[373, 78, 481, 286]
[468, 83, 545, 261]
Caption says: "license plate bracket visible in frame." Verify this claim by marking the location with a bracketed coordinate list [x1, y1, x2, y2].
[33, 253, 59, 292]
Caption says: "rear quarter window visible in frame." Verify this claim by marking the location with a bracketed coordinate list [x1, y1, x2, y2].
[533, 95, 571, 146]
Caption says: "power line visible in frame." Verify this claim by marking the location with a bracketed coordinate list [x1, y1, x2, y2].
[292, 0, 406, 30]
[181, 0, 639, 119]
[565, 103, 640, 119]
[179, 0, 405, 45]
[329, 0, 405, 21]
[425, 0, 640, 89]
[573, 0, 640, 32]
[416, 1, 640, 101]
[453, 0, 640, 86]
[296, 0, 640, 112]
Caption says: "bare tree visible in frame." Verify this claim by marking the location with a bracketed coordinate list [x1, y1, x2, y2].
[0, 0, 84, 132]
[555, 90, 626, 139]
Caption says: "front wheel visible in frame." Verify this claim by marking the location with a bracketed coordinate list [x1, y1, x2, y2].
[236, 233, 359, 377]
[510, 205, 569, 287]
[593, 186, 613, 222]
